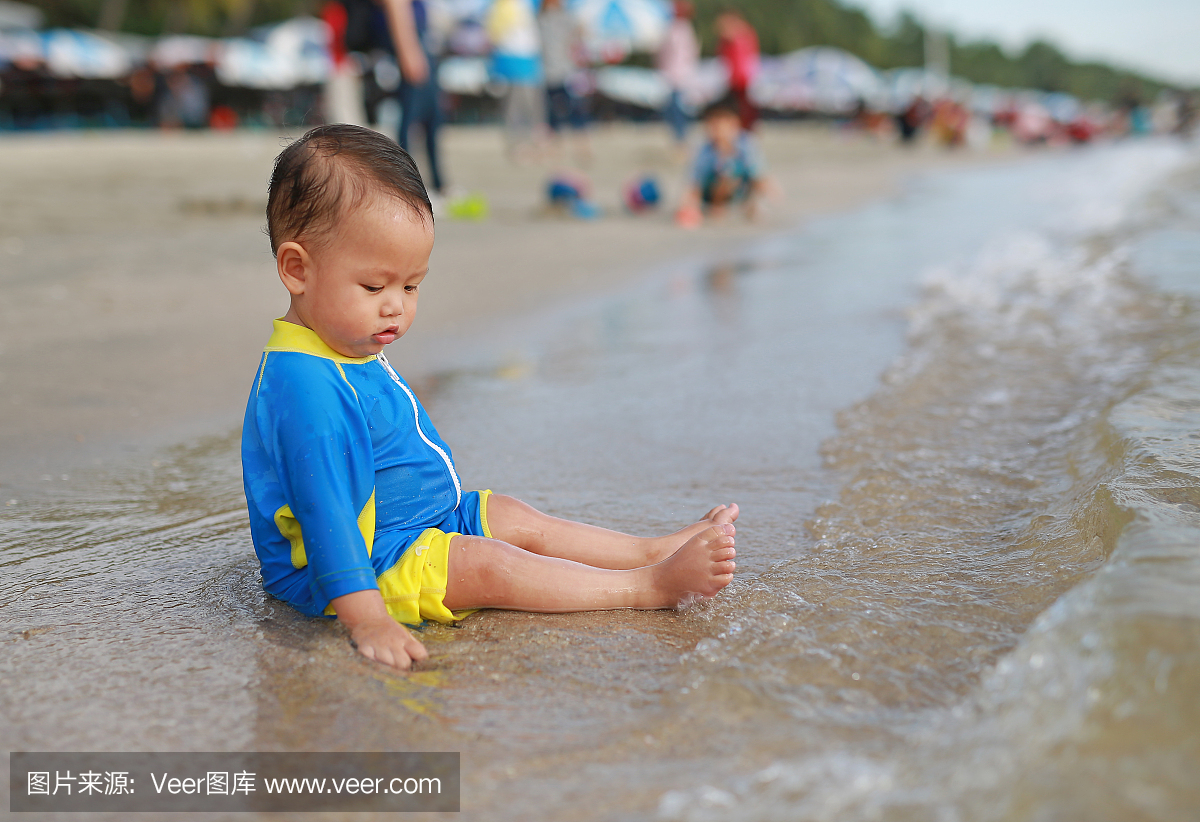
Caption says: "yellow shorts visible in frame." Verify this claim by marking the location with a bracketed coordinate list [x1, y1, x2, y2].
[376, 526, 479, 625]
[325, 489, 491, 625]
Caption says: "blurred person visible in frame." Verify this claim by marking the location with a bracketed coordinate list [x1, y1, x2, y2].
[675, 100, 767, 227]
[321, 0, 368, 126]
[930, 98, 967, 148]
[377, 0, 448, 195]
[1178, 92, 1198, 137]
[539, 0, 590, 160]
[487, 0, 544, 160]
[338, 0, 390, 124]
[126, 65, 158, 127]
[715, 8, 759, 131]
[158, 67, 209, 129]
[896, 95, 928, 145]
[657, 0, 699, 148]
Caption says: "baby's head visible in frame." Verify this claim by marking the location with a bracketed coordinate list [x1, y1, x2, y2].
[703, 101, 742, 150]
[267, 124, 435, 358]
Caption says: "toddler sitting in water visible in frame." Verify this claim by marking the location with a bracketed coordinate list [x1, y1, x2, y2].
[241, 124, 738, 670]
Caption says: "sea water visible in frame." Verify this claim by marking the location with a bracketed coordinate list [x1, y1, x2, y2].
[2, 139, 1198, 821]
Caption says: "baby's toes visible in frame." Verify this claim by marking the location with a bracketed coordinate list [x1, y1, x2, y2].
[712, 503, 740, 526]
[711, 545, 736, 562]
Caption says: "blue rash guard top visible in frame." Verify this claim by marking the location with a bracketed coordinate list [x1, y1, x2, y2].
[241, 320, 462, 616]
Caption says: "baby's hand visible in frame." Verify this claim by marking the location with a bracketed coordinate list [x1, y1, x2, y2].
[331, 589, 429, 670]
[350, 617, 429, 670]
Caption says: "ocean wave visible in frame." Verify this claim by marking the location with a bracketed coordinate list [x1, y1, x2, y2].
[664, 143, 1200, 821]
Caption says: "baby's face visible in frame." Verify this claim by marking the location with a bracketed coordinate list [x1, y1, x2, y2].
[297, 196, 434, 358]
[706, 113, 740, 150]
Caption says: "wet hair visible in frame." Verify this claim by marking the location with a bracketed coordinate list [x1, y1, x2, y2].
[266, 124, 432, 256]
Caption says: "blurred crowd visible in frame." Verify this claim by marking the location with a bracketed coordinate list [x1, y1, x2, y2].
[3, 0, 1197, 231]
[2, 0, 1196, 144]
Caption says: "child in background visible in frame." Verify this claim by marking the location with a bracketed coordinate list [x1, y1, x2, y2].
[676, 102, 766, 227]
[242, 125, 738, 670]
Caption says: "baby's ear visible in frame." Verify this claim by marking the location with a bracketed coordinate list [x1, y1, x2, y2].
[276, 242, 309, 296]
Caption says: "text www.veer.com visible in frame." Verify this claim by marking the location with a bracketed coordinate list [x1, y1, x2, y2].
[262, 776, 441, 795]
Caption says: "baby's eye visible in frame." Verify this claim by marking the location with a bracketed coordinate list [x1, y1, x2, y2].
[404, 284, 419, 293]
[362, 285, 383, 294]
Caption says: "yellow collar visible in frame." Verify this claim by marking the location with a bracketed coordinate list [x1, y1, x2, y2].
[263, 319, 376, 364]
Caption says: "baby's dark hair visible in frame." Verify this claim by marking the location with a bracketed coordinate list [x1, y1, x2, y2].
[703, 94, 742, 122]
[266, 124, 432, 256]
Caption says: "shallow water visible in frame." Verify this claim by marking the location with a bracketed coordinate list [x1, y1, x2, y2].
[3, 140, 1199, 821]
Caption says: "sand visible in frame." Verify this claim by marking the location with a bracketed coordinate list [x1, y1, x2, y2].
[0, 122, 1003, 492]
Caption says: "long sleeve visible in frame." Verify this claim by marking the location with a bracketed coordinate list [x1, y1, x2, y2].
[244, 351, 379, 614]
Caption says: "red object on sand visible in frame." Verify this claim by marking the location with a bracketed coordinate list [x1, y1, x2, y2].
[675, 205, 702, 229]
[209, 105, 238, 130]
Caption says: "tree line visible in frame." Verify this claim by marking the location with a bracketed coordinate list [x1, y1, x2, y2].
[689, 0, 1185, 105]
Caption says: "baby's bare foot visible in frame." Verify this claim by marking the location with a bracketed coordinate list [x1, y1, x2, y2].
[651, 524, 736, 608]
[645, 505, 740, 566]
[701, 503, 740, 528]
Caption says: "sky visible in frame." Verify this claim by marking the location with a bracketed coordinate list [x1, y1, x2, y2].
[853, 0, 1200, 86]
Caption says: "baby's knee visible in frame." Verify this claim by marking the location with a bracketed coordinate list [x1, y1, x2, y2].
[447, 536, 521, 604]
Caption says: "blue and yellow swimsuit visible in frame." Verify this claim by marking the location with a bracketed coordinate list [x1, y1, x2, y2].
[241, 320, 490, 624]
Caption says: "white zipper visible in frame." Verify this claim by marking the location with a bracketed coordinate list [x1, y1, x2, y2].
[376, 352, 462, 508]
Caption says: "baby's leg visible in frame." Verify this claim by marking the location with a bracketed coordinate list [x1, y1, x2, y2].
[486, 495, 738, 569]
[441, 524, 736, 613]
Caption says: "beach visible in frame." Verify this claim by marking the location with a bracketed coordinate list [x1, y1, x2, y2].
[0, 122, 993, 490]
[4, 125, 1200, 822]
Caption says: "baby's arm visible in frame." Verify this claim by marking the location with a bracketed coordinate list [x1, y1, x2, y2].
[333, 589, 429, 670]
[676, 184, 703, 227]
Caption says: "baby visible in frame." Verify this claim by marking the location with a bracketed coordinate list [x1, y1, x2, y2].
[242, 124, 737, 670]
[676, 101, 766, 227]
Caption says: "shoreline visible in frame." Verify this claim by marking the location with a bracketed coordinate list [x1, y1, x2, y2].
[0, 122, 1011, 494]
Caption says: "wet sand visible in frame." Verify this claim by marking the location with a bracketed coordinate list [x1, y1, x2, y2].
[0, 122, 1002, 493]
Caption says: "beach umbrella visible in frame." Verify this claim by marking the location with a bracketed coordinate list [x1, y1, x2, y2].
[431, 0, 491, 56]
[1041, 91, 1081, 124]
[687, 57, 729, 107]
[43, 29, 131, 79]
[151, 35, 219, 67]
[216, 17, 331, 90]
[261, 16, 331, 85]
[568, 0, 670, 60]
[751, 46, 882, 114]
[439, 0, 491, 21]
[0, 27, 43, 68]
[882, 67, 952, 110]
[437, 55, 491, 94]
[593, 64, 668, 109]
